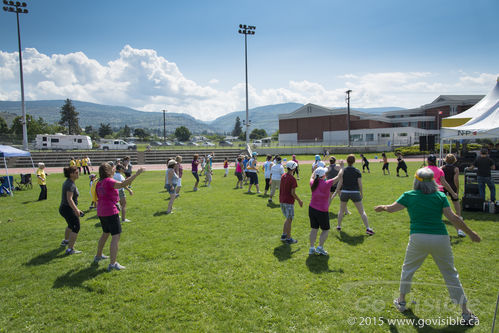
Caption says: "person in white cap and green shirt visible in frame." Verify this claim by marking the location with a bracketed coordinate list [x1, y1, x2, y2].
[246, 152, 260, 194]
[279, 160, 303, 244]
[308, 166, 343, 255]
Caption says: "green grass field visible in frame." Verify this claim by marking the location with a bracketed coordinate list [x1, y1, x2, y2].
[0, 162, 497, 332]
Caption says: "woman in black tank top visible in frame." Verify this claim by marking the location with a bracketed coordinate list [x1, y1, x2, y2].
[441, 154, 465, 237]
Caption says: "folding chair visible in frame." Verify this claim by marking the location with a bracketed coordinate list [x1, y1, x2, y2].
[16, 173, 33, 190]
[0, 176, 14, 196]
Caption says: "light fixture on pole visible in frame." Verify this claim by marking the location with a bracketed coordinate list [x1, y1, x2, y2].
[238, 24, 256, 147]
[3, 0, 29, 150]
[345, 90, 352, 147]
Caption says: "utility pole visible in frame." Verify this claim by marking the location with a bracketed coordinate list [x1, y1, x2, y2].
[345, 90, 352, 147]
[162, 109, 167, 144]
[238, 24, 256, 147]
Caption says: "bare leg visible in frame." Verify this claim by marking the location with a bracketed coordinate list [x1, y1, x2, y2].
[283, 218, 293, 239]
[353, 200, 370, 229]
[96, 232, 110, 257]
[64, 227, 71, 241]
[309, 228, 318, 247]
[68, 232, 78, 249]
[167, 193, 175, 213]
[337, 201, 348, 228]
[109, 234, 121, 265]
[120, 198, 127, 221]
[319, 229, 329, 247]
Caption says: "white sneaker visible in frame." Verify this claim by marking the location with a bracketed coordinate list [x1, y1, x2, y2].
[315, 246, 328, 256]
[108, 262, 126, 271]
[457, 229, 466, 237]
[65, 248, 82, 255]
[94, 255, 109, 263]
[122, 219, 132, 223]
[309, 247, 316, 255]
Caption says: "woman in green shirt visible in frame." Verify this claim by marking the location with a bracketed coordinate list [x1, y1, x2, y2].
[374, 167, 481, 326]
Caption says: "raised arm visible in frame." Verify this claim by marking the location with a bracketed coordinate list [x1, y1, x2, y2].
[114, 168, 145, 189]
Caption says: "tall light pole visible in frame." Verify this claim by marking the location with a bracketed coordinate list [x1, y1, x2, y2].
[238, 24, 255, 147]
[345, 90, 352, 147]
[3, 0, 29, 150]
[162, 109, 167, 144]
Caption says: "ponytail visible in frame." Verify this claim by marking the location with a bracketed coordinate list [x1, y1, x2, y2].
[311, 175, 320, 192]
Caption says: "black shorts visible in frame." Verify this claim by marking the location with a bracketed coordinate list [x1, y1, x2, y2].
[124, 172, 132, 178]
[99, 214, 122, 235]
[235, 172, 243, 181]
[330, 184, 337, 193]
[309, 206, 330, 230]
[59, 205, 80, 233]
[382, 163, 389, 170]
[248, 172, 259, 185]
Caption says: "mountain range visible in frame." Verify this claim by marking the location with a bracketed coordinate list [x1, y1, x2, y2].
[0, 100, 405, 135]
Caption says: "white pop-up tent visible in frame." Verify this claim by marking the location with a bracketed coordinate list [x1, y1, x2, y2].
[438, 78, 499, 161]
[0, 145, 35, 196]
[441, 77, 499, 140]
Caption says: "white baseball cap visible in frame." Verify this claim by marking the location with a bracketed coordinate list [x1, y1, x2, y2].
[314, 167, 327, 177]
[286, 160, 297, 170]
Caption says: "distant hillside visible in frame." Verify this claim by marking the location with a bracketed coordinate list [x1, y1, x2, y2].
[208, 103, 304, 134]
[0, 100, 217, 134]
[0, 111, 17, 127]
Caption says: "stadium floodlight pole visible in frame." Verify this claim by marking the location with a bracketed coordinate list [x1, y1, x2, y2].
[3, 0, 29, 150]
[345, 90, 352, 147]
[162, 109, 167, 144]
[238, 24, 256, 147]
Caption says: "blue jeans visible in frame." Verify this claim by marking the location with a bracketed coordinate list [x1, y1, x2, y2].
[477, 176, 496, 202]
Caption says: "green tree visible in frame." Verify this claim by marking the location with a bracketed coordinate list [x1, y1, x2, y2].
[249, 128, 267, 140]
[271, 130, 279, 140]
[59, 99, 81, 134]
[133, 128, 149, 140]
[175, 126, 191, 141]
[123, 125, 132, 137]
[10, 115, 53, 140]
[231, 116, 242, 137]
[0, 116, 8, 134]
[98, 123, 113, 137]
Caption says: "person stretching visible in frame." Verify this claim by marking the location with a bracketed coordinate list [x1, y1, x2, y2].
[336, 155, 374, 235]
[308, 166, 342, 255]
[59, 166, 83, 255]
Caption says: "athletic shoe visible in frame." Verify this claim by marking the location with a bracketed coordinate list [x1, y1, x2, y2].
[457, 229, 466, 237]
[93, 255, 109, 263]
[315, 246, 328, 256]
[268, 198, 272, 203]
[336, 226, 341, 231]
[280, 234, 287, 241]
[256, 191, 261, 194]
[461, 312, 479, 326]
[122, 219, 132, 223]
[60, 239, 69, 246]
[175, 194, 180, 198]
[308, 247, 316, 255]
[166, 210, 173, 215]
[193, 187, 198, 192]
[108, 262, 126, 271]
[366, 228, 375, 235]
[285, 238, 298, 244]
[393, 299, 407, 312]
[65, 248, 82, 255]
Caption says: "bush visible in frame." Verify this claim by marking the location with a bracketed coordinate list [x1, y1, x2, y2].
[395, 143, 483, 156]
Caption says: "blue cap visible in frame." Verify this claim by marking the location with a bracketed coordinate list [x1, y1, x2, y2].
[315, 155, 320, 161]
[252, 152, 258, 156]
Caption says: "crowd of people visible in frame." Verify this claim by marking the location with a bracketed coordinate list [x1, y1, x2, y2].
[42, 148, 496, 325]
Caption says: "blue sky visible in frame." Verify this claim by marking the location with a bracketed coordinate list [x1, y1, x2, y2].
[1, 0, 498, 120]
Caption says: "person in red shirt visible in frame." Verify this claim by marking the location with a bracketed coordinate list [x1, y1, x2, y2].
[279, 161, 303, 244]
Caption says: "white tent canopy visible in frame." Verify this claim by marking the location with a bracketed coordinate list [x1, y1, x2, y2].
[441, 77, 499, 140]
[0, 145, 35, 197]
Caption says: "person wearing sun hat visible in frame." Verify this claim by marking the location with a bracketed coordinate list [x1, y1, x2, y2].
[308, 166, 342, 255]
[279, 160, 303, 244]
[312, 154, 326, 172]
[374, 167, 481, 326]
[164, 159, 179, 214]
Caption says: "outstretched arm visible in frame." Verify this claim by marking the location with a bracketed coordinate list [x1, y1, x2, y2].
[443, 207, 481, 242]
[374, 202, 405, 213]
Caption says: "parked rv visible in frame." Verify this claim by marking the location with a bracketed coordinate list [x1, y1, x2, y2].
[99, 139, 137, 150]
[35, 134, 92, 150]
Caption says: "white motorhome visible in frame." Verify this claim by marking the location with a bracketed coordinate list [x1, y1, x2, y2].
[99, 139, 136, 150]
[35, 134, 92, 150]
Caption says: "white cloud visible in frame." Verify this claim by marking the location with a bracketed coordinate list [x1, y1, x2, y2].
[0, 46, 497, 120]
